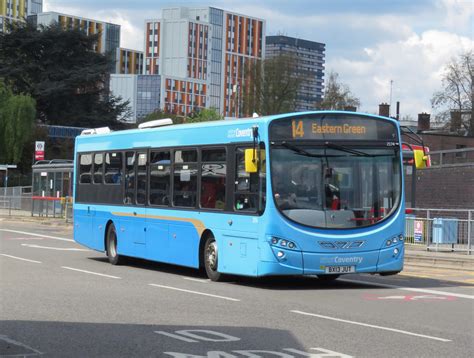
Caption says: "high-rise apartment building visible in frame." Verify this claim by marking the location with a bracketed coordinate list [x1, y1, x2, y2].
[144, 7, 265, 117]
[34, 11, 120, 69]
[0, 0, 42, 32]
[266, 35, 325, 111]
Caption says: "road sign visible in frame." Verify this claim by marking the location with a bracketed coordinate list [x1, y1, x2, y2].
[35, 141, 45, 161]
[414, 220, 424, 242]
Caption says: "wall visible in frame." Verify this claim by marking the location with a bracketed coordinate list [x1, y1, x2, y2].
[405, 165, 474, 209]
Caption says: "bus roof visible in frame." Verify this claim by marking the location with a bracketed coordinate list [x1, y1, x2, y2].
[75, 111, 400, 153]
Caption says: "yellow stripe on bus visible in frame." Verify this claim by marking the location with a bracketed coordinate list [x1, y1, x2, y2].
[111, 212, 206, 236]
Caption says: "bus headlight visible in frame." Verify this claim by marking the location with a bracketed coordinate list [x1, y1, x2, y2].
[270, 237, 297, 250]
[393, 248, 399, 256]
[386, 239, 392, 246]
[277, 251, 285, 258]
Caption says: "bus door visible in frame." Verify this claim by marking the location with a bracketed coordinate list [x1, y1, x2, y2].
[119, 151, 147, 256]
[146, 150, 171, 263]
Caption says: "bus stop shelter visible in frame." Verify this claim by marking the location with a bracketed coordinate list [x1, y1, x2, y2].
[32, 160, 73, 217]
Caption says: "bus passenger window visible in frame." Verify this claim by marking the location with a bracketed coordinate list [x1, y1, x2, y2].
[201, 148, 226, 210]
[150, 151, 171, 206]
[79, 154, 92, 184]
[234, 147, 266, 212]
[93, 153, 103, 184]
[105, 152, 123, 184]
[124, 152, 135, 205]
[173, 149, 197, 207]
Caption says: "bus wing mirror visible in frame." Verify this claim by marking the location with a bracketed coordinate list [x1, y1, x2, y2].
[413, 148, 431, 169]
[244, 149, 258, 173]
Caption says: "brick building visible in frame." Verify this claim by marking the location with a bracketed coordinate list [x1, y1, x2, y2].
[400, 111, 474, 209]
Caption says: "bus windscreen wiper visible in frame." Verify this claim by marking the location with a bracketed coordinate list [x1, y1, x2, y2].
[324, 142, 373, 157]
[280, 141, 324, 158]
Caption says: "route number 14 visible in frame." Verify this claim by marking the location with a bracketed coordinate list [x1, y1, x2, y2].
[292, 120, 305, 138]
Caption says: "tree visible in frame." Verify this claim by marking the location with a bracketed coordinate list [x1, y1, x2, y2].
[187, 108, 223, 123]
[431, 51, 473, 135]
[0, 22, 129, 128]
[317, 71, 360, 110]
[242, 54, 301, 116]
[0, 82, 36, 164]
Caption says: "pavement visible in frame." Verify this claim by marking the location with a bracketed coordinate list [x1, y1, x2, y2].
[0, 219, 473, 357]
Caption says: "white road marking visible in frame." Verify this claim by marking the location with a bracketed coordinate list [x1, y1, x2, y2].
[149, 283, 240, 302]
[61, 266, 121, 279]
[8, 237, 44, 240]
[340, 278, 474, 300]
[0, 253, 42, 264]
[0, 229, 74, 242]
[0, 334, 43, 356]
[291, 310, 451, 342]
[21, 243, 90, 251]
[182, 277, 210, 283]
[155, 330, 198, 342]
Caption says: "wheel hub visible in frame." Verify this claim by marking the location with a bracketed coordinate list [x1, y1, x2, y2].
[207, 242, 217, 271]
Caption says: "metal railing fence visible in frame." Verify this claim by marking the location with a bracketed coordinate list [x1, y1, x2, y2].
[405, 208, 473, 254]
[0, 195, 73, 222]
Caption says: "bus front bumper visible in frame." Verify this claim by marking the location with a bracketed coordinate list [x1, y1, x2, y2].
[257, 244, 404, 276]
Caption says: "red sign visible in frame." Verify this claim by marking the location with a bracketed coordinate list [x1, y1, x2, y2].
[35, 141, 45, 161]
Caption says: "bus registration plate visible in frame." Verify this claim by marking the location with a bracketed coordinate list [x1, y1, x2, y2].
[325, 266, 355, 274]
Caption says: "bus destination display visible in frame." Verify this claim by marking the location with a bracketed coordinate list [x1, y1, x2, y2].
[270, 114, 398, 141]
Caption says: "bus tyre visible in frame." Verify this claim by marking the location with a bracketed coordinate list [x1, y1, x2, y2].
[106, 224, 123, 265]
[204, 236, 222, 282]
[317, 274, 340, 282]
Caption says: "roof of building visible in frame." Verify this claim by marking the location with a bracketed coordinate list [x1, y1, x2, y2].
[266, 35, 325, 51]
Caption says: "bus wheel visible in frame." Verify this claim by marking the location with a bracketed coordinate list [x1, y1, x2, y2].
[106, 224, 123, 265]
[317, 275, 340, 282]
[204, 236, 222, 282]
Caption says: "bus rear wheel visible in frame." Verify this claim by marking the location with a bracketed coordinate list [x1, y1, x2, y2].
[204, 236, 222, 282]
[106, 223, 123, 265]
[317, 274, 340, 282]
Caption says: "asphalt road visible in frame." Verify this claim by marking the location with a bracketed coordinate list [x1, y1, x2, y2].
[1, 219, 473, 357]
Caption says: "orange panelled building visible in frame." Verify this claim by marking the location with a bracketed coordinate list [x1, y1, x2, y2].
[145, 7, 265, 118]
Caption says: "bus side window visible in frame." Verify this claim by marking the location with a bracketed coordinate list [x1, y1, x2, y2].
[79, 154, 92, 184]
[149, 150, 171, 206]
[234, 147, 266, 212]
[173, 149, 197, 207]
[105, 152, 123, 184]
[124, 152, 135, 205]
[201, 148, 226, 210]
[93, 153, 103, 184]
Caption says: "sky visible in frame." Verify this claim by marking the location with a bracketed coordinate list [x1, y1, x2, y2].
[43, 0, 474, 119]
